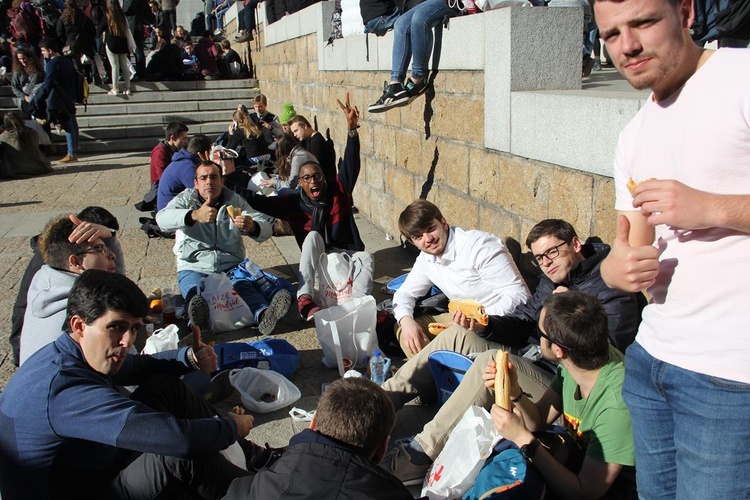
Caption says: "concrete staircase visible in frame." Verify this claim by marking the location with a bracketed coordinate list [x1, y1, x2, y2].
[0, 78, 260, 154]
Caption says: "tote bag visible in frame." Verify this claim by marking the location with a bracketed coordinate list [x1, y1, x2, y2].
[313, 295, 378, 376]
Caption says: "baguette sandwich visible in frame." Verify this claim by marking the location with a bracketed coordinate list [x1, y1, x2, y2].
[494, 351, 511, 411]
[448, 299, 489, 326]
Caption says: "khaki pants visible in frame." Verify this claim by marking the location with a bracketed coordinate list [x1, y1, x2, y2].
[382, 326, 553, 459]
[394, 312, 453, 358]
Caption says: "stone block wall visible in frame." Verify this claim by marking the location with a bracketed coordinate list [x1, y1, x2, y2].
[238, 29, 618, 247]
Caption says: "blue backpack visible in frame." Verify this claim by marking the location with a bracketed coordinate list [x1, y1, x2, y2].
[463, 440, 546, 500]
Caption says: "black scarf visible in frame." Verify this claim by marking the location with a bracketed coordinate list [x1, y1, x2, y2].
[300, 188, 331, 246]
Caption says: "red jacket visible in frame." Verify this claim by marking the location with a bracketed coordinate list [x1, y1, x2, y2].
[150, 140, 175, 184]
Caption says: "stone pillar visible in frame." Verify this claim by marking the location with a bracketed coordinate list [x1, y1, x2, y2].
[484, 6, 581, 152]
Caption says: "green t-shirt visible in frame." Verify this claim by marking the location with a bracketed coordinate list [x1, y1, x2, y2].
[550, 346, 635, 467]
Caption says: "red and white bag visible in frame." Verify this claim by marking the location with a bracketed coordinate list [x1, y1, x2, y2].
[202, 273, 253, 332]
[316, 252, 355, 308]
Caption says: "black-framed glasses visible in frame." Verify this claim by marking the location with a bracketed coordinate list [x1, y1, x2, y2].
[299, 172, 324, 183]
[530, 241, 568, 268]
[537, 328, 575, 352]
[75, 244, 113, 258]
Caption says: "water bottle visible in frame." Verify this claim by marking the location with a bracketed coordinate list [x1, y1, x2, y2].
[245, 260, 275, 300]
[370, 350, 386, 386]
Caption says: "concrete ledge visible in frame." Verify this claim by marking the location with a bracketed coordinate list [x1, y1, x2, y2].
[259, 2, 649, 178]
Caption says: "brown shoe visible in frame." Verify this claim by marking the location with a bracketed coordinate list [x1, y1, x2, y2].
[56, 155, 78, 163]
[236, 32, 253, 43]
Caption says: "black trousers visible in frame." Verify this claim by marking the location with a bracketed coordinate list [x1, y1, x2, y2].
[96, 375, 252, 500]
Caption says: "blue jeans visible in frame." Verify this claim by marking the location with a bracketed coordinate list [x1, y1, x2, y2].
[216, 7, 231, 29]
[177, 268, 269, 324]
[622, 342, 750, 499]
[60, 114, 78, 156]
[390, 0, 450, 82]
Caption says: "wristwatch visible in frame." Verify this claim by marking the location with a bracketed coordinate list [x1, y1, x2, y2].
[520, 438, 540, 460]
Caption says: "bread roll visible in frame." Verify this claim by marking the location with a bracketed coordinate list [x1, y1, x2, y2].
[494, 351, 511, 411]
[428, 323, 450, 335]
[448, 299, 489, 326]
[627, 177, 637, 195]
[226, 205, 238, 218]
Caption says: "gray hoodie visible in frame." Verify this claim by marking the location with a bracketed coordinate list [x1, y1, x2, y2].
[19, 265, 77, 365]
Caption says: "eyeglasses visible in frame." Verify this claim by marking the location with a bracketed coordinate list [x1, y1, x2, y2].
[299, 172, 324, 184]
[75, 244, 113, 257]
[537, 328, 575, 352]
[530, 241, 568, 268]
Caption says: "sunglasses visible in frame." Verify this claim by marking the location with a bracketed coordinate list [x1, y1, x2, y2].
[537, 327, 575, 352]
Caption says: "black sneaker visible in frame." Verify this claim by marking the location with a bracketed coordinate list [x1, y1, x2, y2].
[368, 81, 411, 113]
[188, 295, 212, 343]
[406, 78, 428, 102]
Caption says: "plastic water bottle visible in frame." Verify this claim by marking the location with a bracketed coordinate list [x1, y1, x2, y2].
[370, 350, 386, 386]
[245, 261, 275, 299]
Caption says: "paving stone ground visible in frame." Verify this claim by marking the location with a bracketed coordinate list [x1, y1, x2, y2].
[0, 152, 435, 459]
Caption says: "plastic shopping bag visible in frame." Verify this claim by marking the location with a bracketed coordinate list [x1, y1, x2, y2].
[229, 367, 301, 413]
[202, 273, 253, 332]
[421, 406, 503, 499]
[142, 324, 180, 354]
[314, 295, 378, 376]
[316, 251, 355, 308]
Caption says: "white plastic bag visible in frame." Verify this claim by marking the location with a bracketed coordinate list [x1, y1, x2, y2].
[474, 0, 527, 11]
[202, 273, 253, 332]
[421, 406, 503, 499]
[142, 324, 179, 354]
[313, 295, 378, 375]
[229, 367, 301, 413]
[316, 252, 354, 308]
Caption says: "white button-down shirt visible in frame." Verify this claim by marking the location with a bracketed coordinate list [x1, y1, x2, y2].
[393, 227, 530, 322]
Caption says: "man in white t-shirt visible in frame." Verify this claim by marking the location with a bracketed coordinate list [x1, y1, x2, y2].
[594, 0, 750, 498]
[392, 200, 530, 357]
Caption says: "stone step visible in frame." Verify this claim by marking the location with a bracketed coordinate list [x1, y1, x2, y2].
[79, 121, 227, 141]
[0, 87, 256, 110]
[0, 77, 258, 98]
[77, 108, 231, 128]
[3, 77, 260, 153]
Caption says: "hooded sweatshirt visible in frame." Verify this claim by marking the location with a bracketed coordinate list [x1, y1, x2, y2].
[156, 148, 199, 211]
[19, 265, 77, 365]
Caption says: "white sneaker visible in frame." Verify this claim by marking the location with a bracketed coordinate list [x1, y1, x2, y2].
[107, 88, 118, 95]
[124, 89, 131, 96]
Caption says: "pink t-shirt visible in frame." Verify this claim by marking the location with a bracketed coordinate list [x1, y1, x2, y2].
[613, 48, 750, 383]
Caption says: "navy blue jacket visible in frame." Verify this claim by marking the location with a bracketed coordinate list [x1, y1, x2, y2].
[0, 333, 238, 500]
[157, 148, 199, 211]
[481, 243, 641, 352]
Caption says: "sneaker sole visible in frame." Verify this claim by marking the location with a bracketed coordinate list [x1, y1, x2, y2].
[368, 96, 411, 113]
[188, 295, 212, 341]
[258, 289, 292, 335]
[401, 477, 425, 487]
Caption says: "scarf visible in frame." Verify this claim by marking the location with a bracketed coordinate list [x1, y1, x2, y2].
[300, 188, 331, 246]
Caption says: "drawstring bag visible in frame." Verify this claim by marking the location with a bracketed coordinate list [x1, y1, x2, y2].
[202, 273, 253, 332]
[316, 252, 354, 308]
